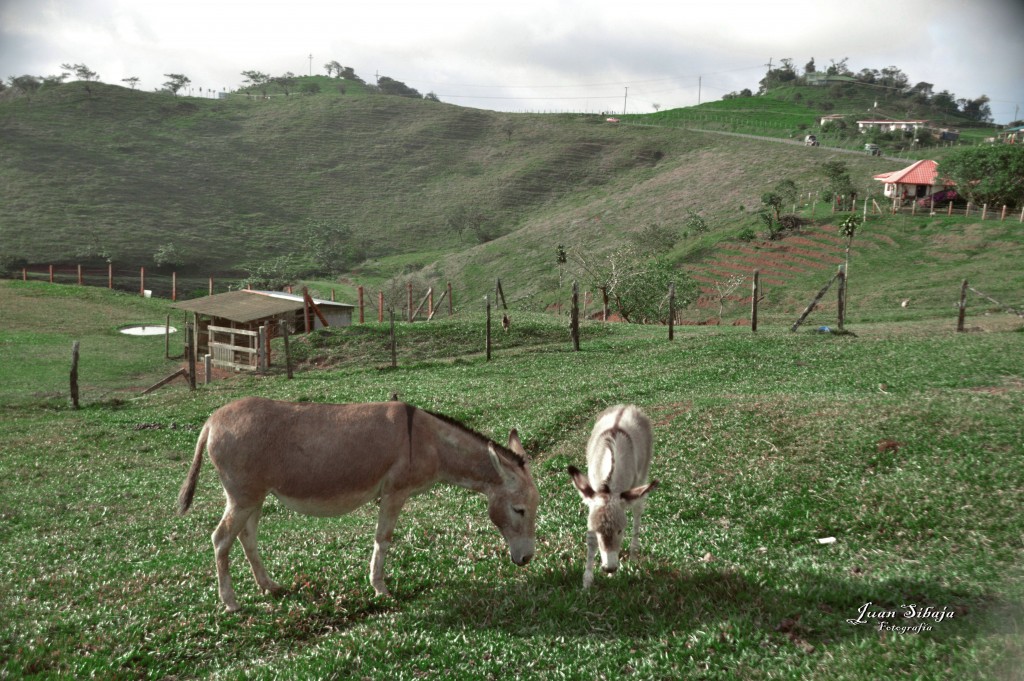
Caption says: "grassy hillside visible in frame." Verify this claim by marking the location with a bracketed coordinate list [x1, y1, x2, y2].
[1, 280, 1022, 679]
[1, 81, 898, 285]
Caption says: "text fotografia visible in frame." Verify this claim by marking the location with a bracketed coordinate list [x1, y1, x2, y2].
[847, 602, 956, 633]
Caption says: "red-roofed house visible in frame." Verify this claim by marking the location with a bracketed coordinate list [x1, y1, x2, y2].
[873, 159, 953, 200]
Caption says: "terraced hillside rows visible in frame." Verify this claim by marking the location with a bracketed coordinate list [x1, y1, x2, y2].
[689, 223, 898, 323]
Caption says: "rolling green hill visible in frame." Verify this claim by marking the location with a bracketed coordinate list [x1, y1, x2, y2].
[0, 77, 1013, 315]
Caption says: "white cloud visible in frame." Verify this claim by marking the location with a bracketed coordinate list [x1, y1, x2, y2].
[2, 0, 1021, 120]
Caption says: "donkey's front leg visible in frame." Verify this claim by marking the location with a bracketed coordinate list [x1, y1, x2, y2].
[370, 493, 408, 596]
[583, 530, 598, 589]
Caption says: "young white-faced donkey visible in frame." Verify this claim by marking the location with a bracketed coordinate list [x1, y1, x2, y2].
[567, 404, 658, 588]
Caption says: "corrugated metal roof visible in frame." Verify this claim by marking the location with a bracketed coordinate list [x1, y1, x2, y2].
[172, 290, 306, 323]
[249, 290, 353, 309]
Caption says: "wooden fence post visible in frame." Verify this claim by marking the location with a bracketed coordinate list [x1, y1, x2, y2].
[485, 295, 492, 361]
[22, 267, 26, 281]
[358, 285, 365, 323]
[957, 279, 968, 332]
[77, 264, 83, 286]
[668, 282, 675, 341]
[751, 270, 760, 332]
[257, 325, 268, 372]
[204, 354, 213, 385]
[49, 265, 54, 283]
[791, 270, 841, 332]
[390, 308, 397, 368]
[172, 272, 177, 301]
[70, 341, 80, 409]
[982, 204, 988, 220]
[1000, 205, 1007, 221]
[837, 266, 847, 332]
[108, 263, 113, 289]
[165, 314, 171, 359]
[496, 279, 508, 309]
[186, 323, 197, 391]
[209, 276, 214, 296]
[140, 267, 145, 296]
[280, 320, 293, 379]
[570, 282, 580, 351]
[302, 286, 311, 332]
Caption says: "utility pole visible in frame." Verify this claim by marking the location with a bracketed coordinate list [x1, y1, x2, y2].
[763, 57, 773, 92]
[308, 54, 313, 76]
[623, 86, 628, 115]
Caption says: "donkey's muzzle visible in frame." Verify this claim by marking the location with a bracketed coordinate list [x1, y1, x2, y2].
[514, 552, 533, 566]
[602, 564, 618, 574]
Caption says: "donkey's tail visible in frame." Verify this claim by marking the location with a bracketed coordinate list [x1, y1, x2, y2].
[177, 420, 210, 515]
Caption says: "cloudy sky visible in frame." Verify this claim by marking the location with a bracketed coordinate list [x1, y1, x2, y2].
[2, 0, 1023, 122]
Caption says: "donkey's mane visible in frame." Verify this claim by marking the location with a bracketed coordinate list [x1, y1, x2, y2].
[422, 407, 526, 467]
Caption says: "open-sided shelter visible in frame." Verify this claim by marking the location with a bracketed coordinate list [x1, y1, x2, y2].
[172, 289, 353, 371]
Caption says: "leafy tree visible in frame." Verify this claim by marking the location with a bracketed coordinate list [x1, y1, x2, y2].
[241, 70, 270, 96]
[424, 92, 441, 102]
[826, 57, 852, 76]
[761, 191, 784, 222]
[300, 82, 321, 95]
[957, 95, 992, 123]
[163, 73, 191, 96]
[572, 247, 696, 324]
[238, 254, 304, 291]
[630, 222, 679, 254]
[61, 63, 98, 82]
[820, 160, 854, 200]
[339, 66, 364, 83]
[7, 75, 41, 102]
[377, 76, 421, 98]
[153, 243, 184, 269]
[684, 209, 709, 235]
[323, 60, 342, 77]
[773, 178, 799, 207]
[940, 145, 1024, 209]
[273, 72, 297, 95]
[804, 58, 816, 75]
[303, 220, 361, 274]
[121, 76, 140, 90]
[931, 90, 959, 115]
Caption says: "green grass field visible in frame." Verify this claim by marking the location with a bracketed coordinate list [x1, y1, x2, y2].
[1, 279, 1022, 679]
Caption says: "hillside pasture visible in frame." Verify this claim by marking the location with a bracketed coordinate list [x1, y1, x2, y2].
[0, 280, 1022, 679]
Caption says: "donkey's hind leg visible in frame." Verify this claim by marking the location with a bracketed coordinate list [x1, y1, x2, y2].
[237, 504, 282, 595]
[212, 500, 258, 612]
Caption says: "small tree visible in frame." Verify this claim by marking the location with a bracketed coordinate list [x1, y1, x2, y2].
[324, 60, 342, 77]
[121, 76, 140, 90]
[8, 75, 41, 102]
[241, 70, 270, 96]
[153, 243, 183, 269]
[163, 74, 191, 96]
[839, 213, 861, 274]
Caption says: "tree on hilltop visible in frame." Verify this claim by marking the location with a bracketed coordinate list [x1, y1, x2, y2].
[7, 75, 41, 103]
[241, 70, 270, 96]
[377, 76, 421, 98]
[122, 76, 140, 90]
[273, 72, 297, 96]
[163, 74, 191, 96]
[324, 60, 342, 77]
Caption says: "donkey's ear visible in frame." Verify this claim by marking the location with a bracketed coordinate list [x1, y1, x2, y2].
[487, 444, 515, 483]
[622, 479, 659, 503]
[567, 465, 595, 499]
[507, 429, 527, 459]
